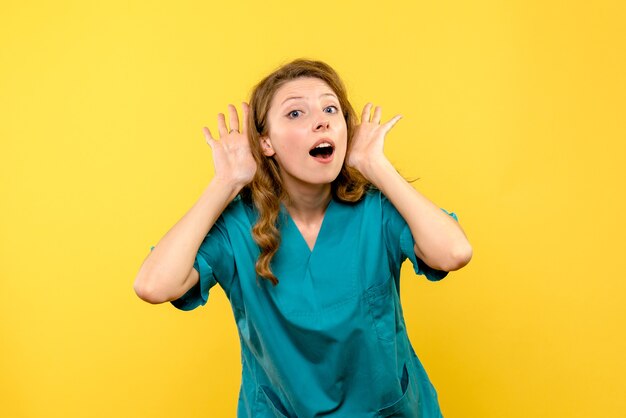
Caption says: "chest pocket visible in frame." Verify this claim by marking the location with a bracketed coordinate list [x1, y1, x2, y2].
[365, 274, 404, 342]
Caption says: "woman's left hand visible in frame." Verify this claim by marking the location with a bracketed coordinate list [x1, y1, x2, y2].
[347, 103, 402, 179]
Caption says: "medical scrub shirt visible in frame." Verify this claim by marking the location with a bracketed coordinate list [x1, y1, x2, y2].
[159, 189, 458, 417]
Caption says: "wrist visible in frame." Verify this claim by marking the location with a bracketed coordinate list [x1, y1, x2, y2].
[358, 156, 393, 186]
[210, 176, 245, 201]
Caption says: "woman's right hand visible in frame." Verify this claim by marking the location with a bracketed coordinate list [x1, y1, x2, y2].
[203, 102, 257, 188]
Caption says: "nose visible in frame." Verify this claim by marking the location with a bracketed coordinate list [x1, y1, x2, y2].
[314, 117, 330, 131]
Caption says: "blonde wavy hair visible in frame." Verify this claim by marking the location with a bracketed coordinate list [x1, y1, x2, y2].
[240, 59, 371, 285]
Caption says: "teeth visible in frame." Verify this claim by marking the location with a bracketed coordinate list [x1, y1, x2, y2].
[315, 142, 332, 149]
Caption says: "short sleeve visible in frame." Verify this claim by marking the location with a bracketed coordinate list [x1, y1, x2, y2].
[381, 193, 459, 282]
[151, 215, 235, 311]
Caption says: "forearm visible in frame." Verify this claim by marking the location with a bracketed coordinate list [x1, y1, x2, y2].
[133, 177, 241, 303]
[363, 158, 472, 271]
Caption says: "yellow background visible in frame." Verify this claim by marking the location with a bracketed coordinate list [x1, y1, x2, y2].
[1, 0, 624, 417]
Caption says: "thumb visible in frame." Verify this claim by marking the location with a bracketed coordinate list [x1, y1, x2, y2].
[382, 115, 402, 135]
[203, 126, 216, 148]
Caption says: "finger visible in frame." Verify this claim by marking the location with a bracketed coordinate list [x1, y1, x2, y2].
[361, 103, 373, 123]
[372, 106, 382, 124]
[203, 126, 216, 147]
[241, 102, 249, 136]
[217, 113, 228, 138]
[381, 115, 403, 135]
[228, 103, 240, 134]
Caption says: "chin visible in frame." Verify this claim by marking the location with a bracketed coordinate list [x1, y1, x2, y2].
[297, 171, 339, 186]
[281, 160, 344, 187]
[318, 166, 343, 184]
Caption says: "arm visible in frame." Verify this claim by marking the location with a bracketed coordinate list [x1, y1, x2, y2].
[134, 103, 256, 304]
[134, 178, 242, 304]
[348, 103, 472, 272]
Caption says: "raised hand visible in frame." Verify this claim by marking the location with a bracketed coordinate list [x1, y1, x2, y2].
[347, 103, 402, 179]
[203, 102, 257, 188]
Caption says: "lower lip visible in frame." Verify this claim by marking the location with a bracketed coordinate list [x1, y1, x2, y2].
[311, 152, 335, 164]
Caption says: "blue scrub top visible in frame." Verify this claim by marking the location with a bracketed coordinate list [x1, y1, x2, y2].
[155, 189, 458, 417]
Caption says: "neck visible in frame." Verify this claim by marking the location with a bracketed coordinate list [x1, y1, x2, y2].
[282, 180, 332, 224]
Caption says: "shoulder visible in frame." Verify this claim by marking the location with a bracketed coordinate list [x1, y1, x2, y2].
[359, 188, 387, 212]
[357, 189, 405, 227]
[221, 194, 258, 227]
[333, 188, 386, 219]
[335, 187, 384, 206]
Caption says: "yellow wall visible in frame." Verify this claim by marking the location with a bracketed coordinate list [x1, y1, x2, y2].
[1, 1, 624, 417]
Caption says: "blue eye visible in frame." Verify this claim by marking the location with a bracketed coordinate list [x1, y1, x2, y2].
[324, 106, 338, 114]
[287, 110, 301, 119]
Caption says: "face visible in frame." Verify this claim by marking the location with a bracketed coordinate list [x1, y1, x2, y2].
[261, 77, 347, 190]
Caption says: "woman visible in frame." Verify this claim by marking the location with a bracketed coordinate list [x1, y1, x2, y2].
[134, 59, 472, 417]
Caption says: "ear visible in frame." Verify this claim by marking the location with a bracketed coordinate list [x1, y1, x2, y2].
[260, 136, 275, 157]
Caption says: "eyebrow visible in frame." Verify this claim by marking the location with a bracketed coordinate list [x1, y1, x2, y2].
[280, 93, 338, 106]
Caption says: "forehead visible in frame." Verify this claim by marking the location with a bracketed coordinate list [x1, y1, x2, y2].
[271, 77, 336, 108]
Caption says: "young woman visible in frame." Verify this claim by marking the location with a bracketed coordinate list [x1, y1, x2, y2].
[134, 59, 472, 417]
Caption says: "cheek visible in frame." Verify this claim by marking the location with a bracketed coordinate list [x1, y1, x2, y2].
[337, 127, 348, 153]
[276, 127, 309, 152]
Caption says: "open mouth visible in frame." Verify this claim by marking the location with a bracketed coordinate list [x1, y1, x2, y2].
[309, 142, 335, 159]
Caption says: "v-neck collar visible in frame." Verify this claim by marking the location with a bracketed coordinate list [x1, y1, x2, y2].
[281, 198, 335, 255]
